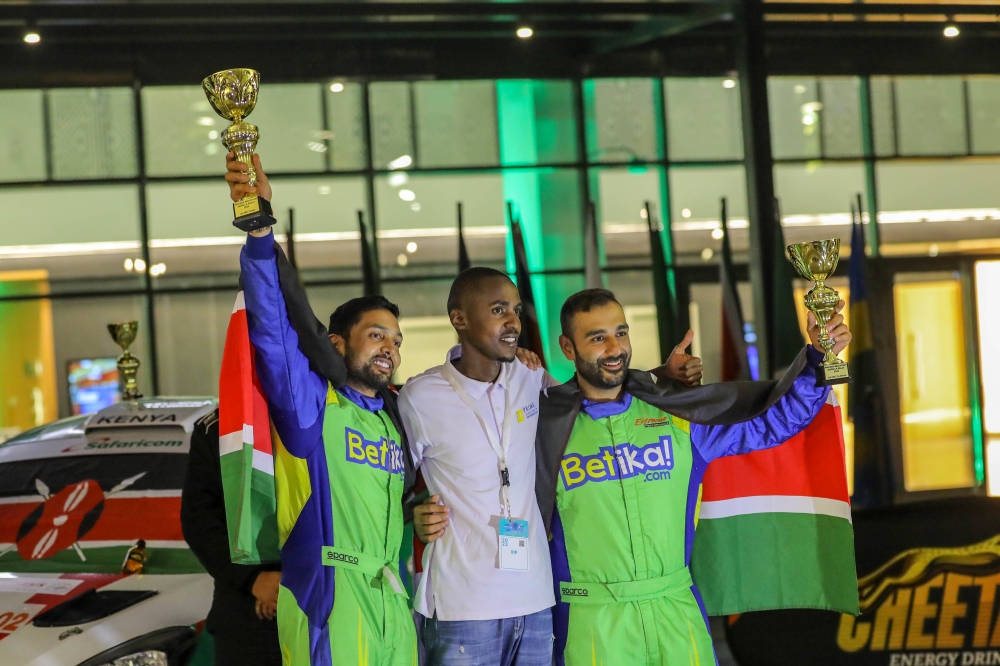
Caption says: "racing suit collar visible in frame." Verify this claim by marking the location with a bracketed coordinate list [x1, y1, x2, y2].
[339, 384, 385, 412]
[581, 392, 633, 420]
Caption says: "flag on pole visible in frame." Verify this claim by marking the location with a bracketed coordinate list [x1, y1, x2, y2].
[691, 391, 859, 615]
[584, 201, 603, 290]
[358, 210, 381, 296]
[719, 198, 750, 381]
[457, 202, 471, 273]
[507, 202, 547, 366]
[771, 198, 806, 373]
[218, 292, 280, 564]
[848, 202, 888, 507]
[645, 201, 679, 364]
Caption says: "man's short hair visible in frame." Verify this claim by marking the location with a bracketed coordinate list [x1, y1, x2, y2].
[328, 295, 400, 337]
[560, 288, 621, 337]
[446, 266, 513, 314]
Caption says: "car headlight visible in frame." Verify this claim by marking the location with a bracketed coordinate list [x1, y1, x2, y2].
[77, 627, 198, 666]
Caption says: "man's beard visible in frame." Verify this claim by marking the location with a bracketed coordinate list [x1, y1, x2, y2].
[575, 348, 631, 390]
[346, 348, 393, 392]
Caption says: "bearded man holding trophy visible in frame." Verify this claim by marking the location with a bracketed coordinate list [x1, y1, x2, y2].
[205, 68, 420, 666]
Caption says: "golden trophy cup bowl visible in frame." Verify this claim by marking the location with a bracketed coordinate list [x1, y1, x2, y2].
[108, 321, 142, 401]
[202, 68, 275, 232]
[786, 239, 851, 386]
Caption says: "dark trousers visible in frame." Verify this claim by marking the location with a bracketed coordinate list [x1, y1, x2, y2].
[212, 621, 282, 666]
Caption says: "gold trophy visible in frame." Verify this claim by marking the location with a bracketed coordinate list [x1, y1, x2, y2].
[786, 239, 851, 386]
[202, 68, 276, 232]
[108, 321, 142, 401]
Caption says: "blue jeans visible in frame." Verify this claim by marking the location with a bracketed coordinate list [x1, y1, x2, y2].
[421, 608, 554, 666]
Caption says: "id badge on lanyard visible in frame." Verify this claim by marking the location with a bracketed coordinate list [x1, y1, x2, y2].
[443, 361, 530, 572]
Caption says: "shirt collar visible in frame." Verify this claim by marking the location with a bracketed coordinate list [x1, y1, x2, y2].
[445, 345, 509, 399]
[581, 392, 632, 420]
[338, 384, 385, 413]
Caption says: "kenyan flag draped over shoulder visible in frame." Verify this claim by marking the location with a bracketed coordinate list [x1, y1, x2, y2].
[691, 392, 860, 616]
[218, 292, 280, 564]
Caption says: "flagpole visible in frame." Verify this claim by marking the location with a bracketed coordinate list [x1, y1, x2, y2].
[286, 207, 296, 270]
[457, 201, 471, 273]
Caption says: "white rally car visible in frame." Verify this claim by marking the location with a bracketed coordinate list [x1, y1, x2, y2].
[0, 398, 217, 666]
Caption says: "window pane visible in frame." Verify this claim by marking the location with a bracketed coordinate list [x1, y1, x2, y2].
[370, 82, 414, 170]
[593, 166, 664, 265]
[49, 88, 137, 180]
[0, 185, 141, 290]
[380, 279, 457, 382]
[895, 275, 973, 491]
[669, 165, 748, 260]
[250, 83, 327, 173]
[773, 161, 865, 248]
[154, 290, 232, 396]
[968, 77, 1000, 155]
[870, 77, 897, 157]
[585, 79, 661, 163]
[768, 77, 821, 160]
[50, 294, 152, 418]
[819, 77, 863, 158]
[142, 86, 227, 177]
[325, 82, 367, 171]
[414, 81, 498, 168]
[496, 80, 578, 166]
[374, 172, 506, 274]
[876, 160, 1000, 253]
[0, 90, 46, 182]
[147, 176, 368, 285]
[664, 77, 743, 161]
[895, 77, 966, 156]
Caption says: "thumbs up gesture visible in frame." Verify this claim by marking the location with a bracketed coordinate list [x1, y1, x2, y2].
[651, 329, 703, 388]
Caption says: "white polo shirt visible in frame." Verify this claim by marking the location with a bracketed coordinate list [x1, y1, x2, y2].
[398, 346, 558, 621]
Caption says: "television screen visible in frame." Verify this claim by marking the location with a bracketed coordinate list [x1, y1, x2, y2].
[68, 358, 121, 415]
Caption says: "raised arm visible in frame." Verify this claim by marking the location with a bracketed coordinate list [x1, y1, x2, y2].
[691, 346, 829, 462]
[241, 230, 327, 432]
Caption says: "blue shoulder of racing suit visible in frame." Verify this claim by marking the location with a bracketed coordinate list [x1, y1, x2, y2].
[241, 230, 328, 455]
[690, 345, 830, 463]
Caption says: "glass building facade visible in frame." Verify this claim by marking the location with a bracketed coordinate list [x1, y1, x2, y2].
[3, 75, 1000, 499]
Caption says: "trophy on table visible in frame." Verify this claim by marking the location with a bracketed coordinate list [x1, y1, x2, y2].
[108, 321, 142, 401]
[202, 68, 276, 232]
[786, 239, 851, 386]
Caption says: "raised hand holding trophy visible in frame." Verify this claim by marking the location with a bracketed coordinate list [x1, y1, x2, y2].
[786, 239, 851, 386]
[203, 68, 276, 232]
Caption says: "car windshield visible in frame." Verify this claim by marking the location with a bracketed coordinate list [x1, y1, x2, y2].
[0, 452, 202, 575]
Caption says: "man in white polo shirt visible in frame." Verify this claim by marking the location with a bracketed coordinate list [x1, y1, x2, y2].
[398, 267, 558, 666]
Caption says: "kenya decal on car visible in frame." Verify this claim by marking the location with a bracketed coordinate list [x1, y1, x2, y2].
[2, 473, 145, 561]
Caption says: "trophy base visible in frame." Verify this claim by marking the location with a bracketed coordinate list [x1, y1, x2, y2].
[232, 195, 276, 233]
[818, 361, 851, 387]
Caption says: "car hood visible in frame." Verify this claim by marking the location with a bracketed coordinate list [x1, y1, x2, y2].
[0, 571, 211, 666]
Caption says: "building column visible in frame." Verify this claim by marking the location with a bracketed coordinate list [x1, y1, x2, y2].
[736, 0, 778, 378]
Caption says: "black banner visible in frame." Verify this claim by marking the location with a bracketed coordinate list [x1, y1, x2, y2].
[726, 496, 1000, 666]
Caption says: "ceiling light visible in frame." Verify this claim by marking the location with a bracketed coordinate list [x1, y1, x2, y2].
[397, 253, 408, 267]
[410, 203, 421, 212]
[944, 25, 960, 38]
[682, 208, 692, 219]
[406, 242, 418, 253]
[399, 189, 416, 202]
[208, 130, 219, 140]
[149, 263, 167, 277]
[711, 228, 724, 240]
[318, 186, 331, 195]
[197, 117, 215, 127]
[701, 248, 714, 261]
[124, 258, 134, 271]
[330, 82, 345, 92]
[23, 32, 40, 44]
[388, 155, 412, 170]
[388, 172, 408, 187]
[134, 258, 147, 272]
[723, 79, 736, 89]
[639, 209, 648, 219]
[517, 27, 533, 38]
